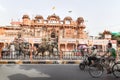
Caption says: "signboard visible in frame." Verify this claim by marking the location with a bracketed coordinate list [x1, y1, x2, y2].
[60, 39, 76, 43]
[24, 38, 42, 43]
[105, 34, 111, 39]
[93, 40, 104, 45]
[30, 38, 42, 43]
[78, 39, 88, 44]
[67, 39, 76, 43]
[59, 39, 67, 43]
[60, 39, 88, 44]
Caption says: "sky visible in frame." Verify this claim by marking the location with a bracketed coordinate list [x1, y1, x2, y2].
[0, 0, 120, 36]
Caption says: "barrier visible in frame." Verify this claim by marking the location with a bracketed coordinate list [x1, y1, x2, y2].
[0, 60, 81, 64]
[1, 50, 117, 64]
[1, 51, 84, 61]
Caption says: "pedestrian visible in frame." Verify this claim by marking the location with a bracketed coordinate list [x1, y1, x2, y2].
[60, 49, 63, 60]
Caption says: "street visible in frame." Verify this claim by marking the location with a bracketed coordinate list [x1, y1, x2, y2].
[0, 64, 119, 80]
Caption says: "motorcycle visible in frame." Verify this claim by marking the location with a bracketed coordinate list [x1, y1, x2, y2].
[79, 54, 89, 70]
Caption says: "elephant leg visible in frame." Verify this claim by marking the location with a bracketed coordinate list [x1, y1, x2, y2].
[42, 52, 44, 57]
[35, 52, 38, 56]
[48, 52, 51, 57]
[49, 52, 53, 57]
[23, 51, 27, 58]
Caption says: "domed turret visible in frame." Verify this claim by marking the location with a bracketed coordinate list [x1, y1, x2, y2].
[35, 15, 43, 19]
[76, 17, 84, 25]
[103, 30, 111, 34]
[22, 14, 30, 19]
[64, 16, 72, 21]
[47, 13, 60, 20]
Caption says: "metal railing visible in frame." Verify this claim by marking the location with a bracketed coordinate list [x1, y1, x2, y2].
[0, 50, 108, 60]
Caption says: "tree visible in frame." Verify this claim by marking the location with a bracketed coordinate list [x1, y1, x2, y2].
[112, 33, 120, 45]
[98, 33, 104, 39]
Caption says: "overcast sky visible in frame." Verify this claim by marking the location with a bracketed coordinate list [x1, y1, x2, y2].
[0, 0, 120, 36]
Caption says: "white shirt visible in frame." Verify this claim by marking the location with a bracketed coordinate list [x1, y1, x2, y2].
[90, 49, 97, 57]
[10, 44, 15, 51]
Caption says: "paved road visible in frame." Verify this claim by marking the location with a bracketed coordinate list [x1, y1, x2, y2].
[0, 64, 119, 80]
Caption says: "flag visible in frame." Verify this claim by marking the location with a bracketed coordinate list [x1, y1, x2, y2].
[52, 6, 56, 10]
[68, 11, 72, 13]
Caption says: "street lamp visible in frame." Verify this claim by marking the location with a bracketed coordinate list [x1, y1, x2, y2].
[89, 36, 94, 46]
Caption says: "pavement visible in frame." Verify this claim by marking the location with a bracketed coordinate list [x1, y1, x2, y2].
[0, 60, 82, 64]
[0, 59, 120, 64]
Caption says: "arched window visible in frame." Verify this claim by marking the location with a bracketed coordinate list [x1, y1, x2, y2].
[44, 21, 47, 24]
[65, 20, 70, 24]
[38, 19, 42, 23]
[51, 32, 56, 38]
[52, 20, 56, 23]
[60, 21, 63, 24]
[48, 20, 57, 23]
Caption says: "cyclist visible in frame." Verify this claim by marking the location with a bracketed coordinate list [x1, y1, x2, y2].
[102, 42, 117, 74]
[117, 44, 120, 59]
[88, 46, 98, 66]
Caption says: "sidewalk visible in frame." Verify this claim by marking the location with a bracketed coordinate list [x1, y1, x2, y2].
[0, 60, 82, 64]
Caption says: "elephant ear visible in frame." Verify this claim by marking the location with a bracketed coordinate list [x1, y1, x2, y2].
[19, 42, 25, 50]
[49, 45, 54, 51]
[24, 42, 29, 49]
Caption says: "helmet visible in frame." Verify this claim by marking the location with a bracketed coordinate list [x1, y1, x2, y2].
[91, 46, 96, 50]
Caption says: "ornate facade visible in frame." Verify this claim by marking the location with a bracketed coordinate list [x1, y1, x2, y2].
[0, 14, 88, 51]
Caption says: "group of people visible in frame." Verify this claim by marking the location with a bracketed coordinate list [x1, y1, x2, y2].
[84, 42, 118, 74]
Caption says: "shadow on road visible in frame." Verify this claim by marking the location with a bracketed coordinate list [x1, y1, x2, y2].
[8, 74, 51, 80]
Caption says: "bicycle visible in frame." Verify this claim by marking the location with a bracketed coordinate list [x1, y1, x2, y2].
[88, 56, 120, 78]
[79, 54, 89, 70]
